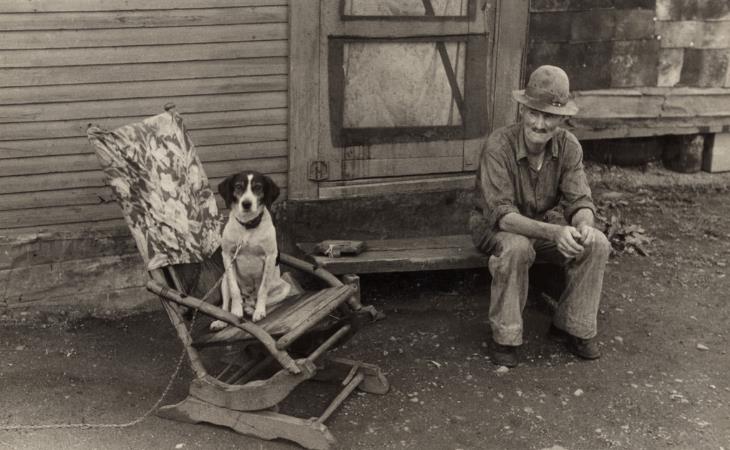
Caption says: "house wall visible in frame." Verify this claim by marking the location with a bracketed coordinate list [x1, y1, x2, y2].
[527, 0, 730, 140]
[0, 0, 290, 236]
[0, 0, 290, 313]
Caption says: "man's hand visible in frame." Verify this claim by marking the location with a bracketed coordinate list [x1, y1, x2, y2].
[554, 225, 584, 258]
[576, 223, 599, 246]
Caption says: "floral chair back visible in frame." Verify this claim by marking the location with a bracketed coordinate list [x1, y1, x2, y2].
[87, 109, 222, 270]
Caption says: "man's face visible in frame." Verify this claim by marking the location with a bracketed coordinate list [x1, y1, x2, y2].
[521, 106, 565, 152]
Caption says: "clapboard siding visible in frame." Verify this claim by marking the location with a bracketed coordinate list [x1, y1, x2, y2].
[0, 7, 287, 31]
[0, 157, 288, 196]
[0, 0, 290, 235]
[1, 76, 288, 106]
[0, 124, 288, 159]
[0, 41, 288, 67]
[1, 58, 288, 87]
[0, 23, 288, 49]
[0, 141, 289, 177]
[0, 0, 289, 12]
[0, 92, 287, 124]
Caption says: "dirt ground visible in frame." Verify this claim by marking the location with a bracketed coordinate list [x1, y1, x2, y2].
[1, 164, 729, 450]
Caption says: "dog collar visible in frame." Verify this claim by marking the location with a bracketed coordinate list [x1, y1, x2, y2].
[236, 212, 264, 229]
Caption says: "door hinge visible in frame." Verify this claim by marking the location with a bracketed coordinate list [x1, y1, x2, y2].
[308, 160, 329, 181]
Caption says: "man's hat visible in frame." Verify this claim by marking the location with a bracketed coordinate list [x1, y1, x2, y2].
[512, 65, 578, 116]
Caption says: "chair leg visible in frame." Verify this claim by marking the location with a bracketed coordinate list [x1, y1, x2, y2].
[314, 357, 390, 395]
[157, 396, 336, 450]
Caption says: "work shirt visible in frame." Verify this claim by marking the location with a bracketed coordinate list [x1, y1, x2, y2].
[471, 122, 596, 249]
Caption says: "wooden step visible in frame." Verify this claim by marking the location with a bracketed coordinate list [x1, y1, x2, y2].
[298, 234, 488, 275]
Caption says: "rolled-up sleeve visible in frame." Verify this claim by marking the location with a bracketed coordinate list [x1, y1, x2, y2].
[479, 141, 519, 230]
[560, 134, 596, 222]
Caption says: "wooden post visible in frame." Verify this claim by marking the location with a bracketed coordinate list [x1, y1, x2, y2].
[288, 0, 321, 200]
[341, 273, 362, 310]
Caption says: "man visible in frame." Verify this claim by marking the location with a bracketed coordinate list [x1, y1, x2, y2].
[469, 65, 610, 368]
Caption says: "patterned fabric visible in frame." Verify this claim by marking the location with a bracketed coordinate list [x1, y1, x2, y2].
[87, 110, 223, 270]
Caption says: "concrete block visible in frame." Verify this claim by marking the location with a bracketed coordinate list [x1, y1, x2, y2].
[703, 132, 730, 172]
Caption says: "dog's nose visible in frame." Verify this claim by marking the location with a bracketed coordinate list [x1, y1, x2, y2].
[242, 200, 252, 210]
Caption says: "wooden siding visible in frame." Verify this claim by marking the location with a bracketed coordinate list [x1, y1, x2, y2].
[0, 1, 290, 234]
[527, 0, 730, 139]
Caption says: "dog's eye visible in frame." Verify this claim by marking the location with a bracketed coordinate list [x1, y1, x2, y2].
[252, 183, 263, 194]
[233, 184, 244, 195]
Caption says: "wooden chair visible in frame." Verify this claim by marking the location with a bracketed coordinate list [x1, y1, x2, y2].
[87, 107, 388, 450]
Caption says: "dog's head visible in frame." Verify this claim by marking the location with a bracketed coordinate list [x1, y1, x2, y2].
[218, 171, 280, 220]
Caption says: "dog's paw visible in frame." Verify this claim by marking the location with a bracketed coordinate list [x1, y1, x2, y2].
[252, 306, 267, 322]
[230, 303, 244, 318]
[209, 320, 228, 331]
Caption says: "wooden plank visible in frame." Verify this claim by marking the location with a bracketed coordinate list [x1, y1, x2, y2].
[0, 125, 288, 159]
[1, 218, 129, 236]
[298, 235, 478, 257]
[0, 203, 127, 230]
[340, 156, 464, 180]
[304, 239, 489, 274]
[490, 0, 529, 131]
[0, 253, 146, 304]
[0, 75, 288, 106]
[191, 125, 289, 147]
[656, 0, 730, 21]
[570, 120, 730, 140]
[0, 108, 288, 141]
[0, 40, 288, 68]
[0, 228, 136, 270]
[570, 10, 618, 42]
[528, 12, 572, 43]
[318, 174, 474, 200]
[0, 187, 116, 212]
[344, 141, 464, 160]
[0, 7, 288, 31]
[0, 92, 287, 124]
[0, 0, 288, 12]
[657, 20, 730, 49]
[334, 21, 473, 38]
[679, 48, 730, 87]
[0, 58, 288, 87]
[615, 9, 658, 40]
[0, 156, 287, 195]
[573, 92, 665, 118]
[610, 40, 660, 87]
[4, 285, 156, 311]
[288, 0, 320, 201]
[0, 141, 288, 176]
[531, 0, 655, 12]
[0, 23, 288, 50]
[156, 397, 335, 450]
[658, 48, 685, 87]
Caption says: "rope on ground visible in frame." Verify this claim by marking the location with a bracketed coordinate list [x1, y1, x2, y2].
[0, 243, 243, 432]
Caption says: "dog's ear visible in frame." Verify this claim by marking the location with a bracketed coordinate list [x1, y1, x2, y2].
[262, 174, 280, 209]
[217, 174, 235, 209]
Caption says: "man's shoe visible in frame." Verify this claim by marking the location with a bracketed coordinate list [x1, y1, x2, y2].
[492, 343, 519, 367]
[566, 335, 601, 360]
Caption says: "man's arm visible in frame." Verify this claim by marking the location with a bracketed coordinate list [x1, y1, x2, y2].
[500, 212, 584, 257]
[570, 207, 601, 245]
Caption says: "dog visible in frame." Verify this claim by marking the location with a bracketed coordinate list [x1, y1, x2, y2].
[210, 171, 291, 330]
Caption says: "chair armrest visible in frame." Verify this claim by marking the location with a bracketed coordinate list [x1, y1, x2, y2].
[279, 252, 343, 288]
[146, 279, 301, 374]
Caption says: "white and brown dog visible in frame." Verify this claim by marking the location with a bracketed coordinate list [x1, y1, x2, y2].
[210, 171, 291, 330]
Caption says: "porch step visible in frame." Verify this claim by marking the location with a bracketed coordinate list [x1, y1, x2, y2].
[298, 234, 488, 275]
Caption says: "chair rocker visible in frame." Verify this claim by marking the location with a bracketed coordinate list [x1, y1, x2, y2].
[87, 106, 388, 450]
